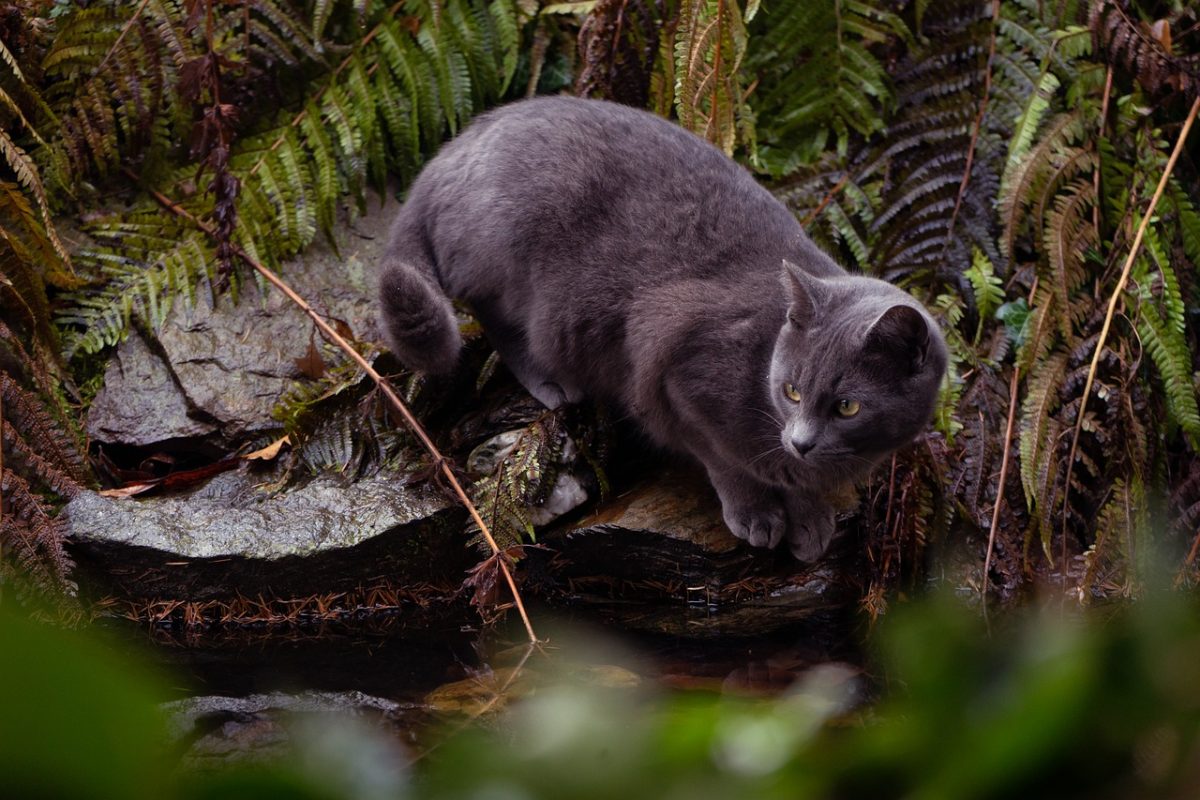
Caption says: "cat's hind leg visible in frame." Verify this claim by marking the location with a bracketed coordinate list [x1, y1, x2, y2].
[706, 467, 787, 549]
[477, 310, 581, 409]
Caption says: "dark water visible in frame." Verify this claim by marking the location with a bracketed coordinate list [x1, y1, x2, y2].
[96, 603, 861, 765]
[107, 602, 860, 702]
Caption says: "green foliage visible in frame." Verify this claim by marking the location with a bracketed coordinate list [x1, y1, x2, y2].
[965, 248, 1003, 342]
[669, 0, 753, 156]
[51, 0, 522, 359]
[0, 0, 527, 603]
[749, 0, 909, 173]
[467, 411, 571, 551]
[6, 0, 1200, 608]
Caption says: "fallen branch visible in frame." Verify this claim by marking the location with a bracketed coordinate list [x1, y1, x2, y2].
[1060, 95, 1200, 585]
[135, 175, 539, 643]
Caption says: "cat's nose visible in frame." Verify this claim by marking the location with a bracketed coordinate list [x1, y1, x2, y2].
[792, 436, 816, 456]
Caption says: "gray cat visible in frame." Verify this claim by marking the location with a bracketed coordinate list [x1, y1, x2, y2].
[378, 96, 948, 561]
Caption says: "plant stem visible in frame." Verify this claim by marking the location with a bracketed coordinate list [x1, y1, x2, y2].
[983, 367, 1019, 617]
[1060, 95, 1200, 588]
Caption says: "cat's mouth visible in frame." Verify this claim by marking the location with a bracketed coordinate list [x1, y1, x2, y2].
[783, 443, 879, 480]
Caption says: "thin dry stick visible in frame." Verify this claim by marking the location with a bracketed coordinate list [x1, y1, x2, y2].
[93, 0, 155, 76]
[982, 367, 1019, 617]
[1092, 66, 1114, 235]
[944, 0, 999, 253]
[1060, 95, 1200, 584]
[137, 181, 539, 644]
[799, 173, 851, 229]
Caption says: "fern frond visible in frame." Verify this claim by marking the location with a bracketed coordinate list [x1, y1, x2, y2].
[0, 129, 71, 274]
[1, 470, 78, 602]
[674, 0, 750, 156]
[1018, 350, 1067, 512]
[467, 413, 570, 552]
[1136, 286, 1200, 448]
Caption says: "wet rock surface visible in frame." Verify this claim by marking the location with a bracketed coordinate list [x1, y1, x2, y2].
[164, 691, 420, 774]
[88, 204, 394, 450]
[65, 466, 470, 603]
[534, 467, 853, 637]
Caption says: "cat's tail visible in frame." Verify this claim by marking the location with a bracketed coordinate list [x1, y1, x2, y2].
[378, 222, 462, 374]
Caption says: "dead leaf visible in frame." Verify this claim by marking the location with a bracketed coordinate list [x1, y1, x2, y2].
[99, 482, 159, 498]
[425, 667, 533, 715]
[294, 336, 326, 379]
[570, 664, 642, 689]
[1150, 19, 1171, 51]
[330, 316, 355, 341]
[242, 435, 290, 461]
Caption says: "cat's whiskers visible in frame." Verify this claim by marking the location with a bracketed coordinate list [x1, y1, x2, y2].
[749, 407, 784, 428]
[747, 443, 785, 467]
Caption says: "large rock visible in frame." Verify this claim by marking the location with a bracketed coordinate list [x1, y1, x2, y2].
[88, 204, 394, 450]
[534, 467, 853, 637]
[163, 691, 417, 778]
[64, 466, 470, 605]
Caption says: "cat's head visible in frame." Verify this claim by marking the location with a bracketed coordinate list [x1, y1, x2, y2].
[767, 261, 948, 484]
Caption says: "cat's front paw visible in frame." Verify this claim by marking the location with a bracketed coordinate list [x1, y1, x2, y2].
[786, 501, 836, 562]
[722, 503, 787, 550]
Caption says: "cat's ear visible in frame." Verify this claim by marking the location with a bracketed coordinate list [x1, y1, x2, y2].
[780, 260, 829, 328]
[865, 305, 931, 373]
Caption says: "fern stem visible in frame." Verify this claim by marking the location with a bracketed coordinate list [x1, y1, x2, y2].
[1060, 95, 1200, 588]
[983, 367, 1019, 616]
[944, 0, 998, 261]
[136, 177, 540, 644]
[1093, 66, 1113, 236]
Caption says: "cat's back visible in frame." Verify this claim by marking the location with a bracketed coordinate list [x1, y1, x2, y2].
[403, 97, 815, 295]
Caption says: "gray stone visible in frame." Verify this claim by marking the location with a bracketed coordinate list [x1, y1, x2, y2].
[86, 332, 215, 445]
[163, 691, 416, 782]
[67, 470, 443, 559]
[162, 691, 406, 739]
[88, 203, 394, 449]
[63, 466, 470, 602]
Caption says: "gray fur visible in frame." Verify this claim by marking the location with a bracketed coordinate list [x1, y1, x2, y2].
[378, 96, 948, 560]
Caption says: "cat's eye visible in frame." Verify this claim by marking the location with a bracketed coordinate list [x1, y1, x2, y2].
[836, 398, 861, 417]
[783, 383, 801, 403]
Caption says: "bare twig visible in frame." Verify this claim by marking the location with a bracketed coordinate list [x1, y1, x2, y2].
[943, 0, 999, 257]
[983, 367, 1019, 618]
[1060, 96, 1200, 588]
[94, 0, 154, 77]
[1092, 66, 1113, 235]
[135, 177, 539, 644]
[799, 173, 850, 230]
